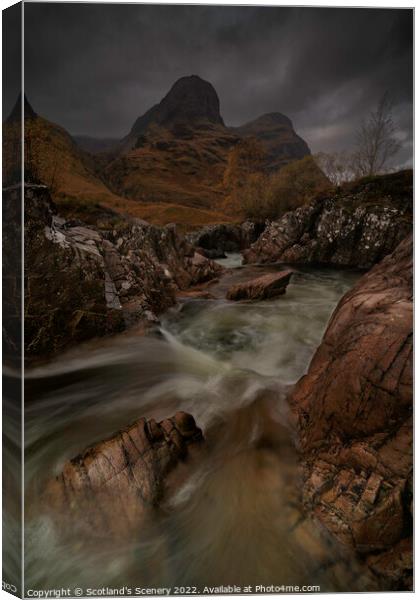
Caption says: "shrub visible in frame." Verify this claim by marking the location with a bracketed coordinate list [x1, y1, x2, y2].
[241, 156, 330, 221]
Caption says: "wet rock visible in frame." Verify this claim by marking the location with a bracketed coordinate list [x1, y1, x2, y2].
[44, 412, 203, 539]
[18, 184, 222, 361]
[366, 538, 413, 589]
[196, 247, 227, 260]
[176, 289, 216, 300]
[188, 221, 265, 258]
[244, 170, 412, 269]
[290, 234, 413, 589]
[226, 270, 293, 301]
[23, 185, 126, 361]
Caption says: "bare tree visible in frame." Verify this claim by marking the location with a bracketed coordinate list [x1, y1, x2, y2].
[352, 93, 401, 177]
[314, 151, 354, 186]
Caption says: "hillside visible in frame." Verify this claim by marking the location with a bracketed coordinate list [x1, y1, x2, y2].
[105, 121, 240, 210]
[233, 112, 310, 170]
[6, 78, 313, 228]
[4, 95, 123, 213]
[105, 75, 239, 213]
[104, 75, 312, 216]
[3, 96, 233, 228]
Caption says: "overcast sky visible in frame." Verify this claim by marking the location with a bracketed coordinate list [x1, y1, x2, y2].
[6, 3, 414, 166]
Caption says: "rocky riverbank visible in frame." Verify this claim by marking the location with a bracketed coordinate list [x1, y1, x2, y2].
[188, 221, 265, 259]
[13, 184, 222, 362]
[19, 168, 413, 590]
[290, 234, 413, 589]
[243, 170, 412, 268]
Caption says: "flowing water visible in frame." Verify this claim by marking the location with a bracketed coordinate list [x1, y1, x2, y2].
[6, 258, 368, 593]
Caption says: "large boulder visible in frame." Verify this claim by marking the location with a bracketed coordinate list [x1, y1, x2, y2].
[289, 234, 413, 590]
[244, 171, 412, 269]
[18, 184, 222, 361]
[226, 270, 293, 301]
[23, 184, 126, 360]
[44, 412, 203, 539]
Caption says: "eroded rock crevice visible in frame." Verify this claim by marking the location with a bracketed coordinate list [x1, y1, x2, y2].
[290, 234, 413, 589]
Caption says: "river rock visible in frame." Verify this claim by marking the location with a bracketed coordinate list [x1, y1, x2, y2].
[226, 270, 293, 301]
[290, 234, 413, 590]
[243, 170, 412, 269]
[44, 412, 203, 539]
[14, 184, 223, 361]
[188, 221, 265, 258]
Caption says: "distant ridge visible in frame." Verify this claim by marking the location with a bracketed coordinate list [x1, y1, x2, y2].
[233, 112, 310, 170]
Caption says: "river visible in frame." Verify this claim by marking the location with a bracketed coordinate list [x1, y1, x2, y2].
[8, 257, 369, 593]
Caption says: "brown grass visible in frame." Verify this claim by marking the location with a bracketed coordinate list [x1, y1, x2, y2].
[5, 116, 238, 228]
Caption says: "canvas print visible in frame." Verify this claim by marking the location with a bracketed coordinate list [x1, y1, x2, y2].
[2, 2, 413, 597]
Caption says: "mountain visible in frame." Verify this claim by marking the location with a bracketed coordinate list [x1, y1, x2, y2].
[233, 112, 310, 170]
[103, 76, 239, 214]
[3, 95, 234, 228]
[10, 78, 314, 228]
[105, 118, 239, 211]
[129, 75, 224, 138]
[104, 76, 312, 218]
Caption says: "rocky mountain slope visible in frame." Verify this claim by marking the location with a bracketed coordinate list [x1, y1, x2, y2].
[128, 75, 224, 138]
[3, 96, 234, 229]
[105, 118, 239, 212]
[244, 170, 413, 268]
[232, 112, 310, 171]
[6, 79, 312, 228]
[3, 96, 126, 213]
[290, 234, 413, 589]
[82, 75, 312, 221]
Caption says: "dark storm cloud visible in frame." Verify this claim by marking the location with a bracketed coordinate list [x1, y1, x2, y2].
[16, 3, 413, 165]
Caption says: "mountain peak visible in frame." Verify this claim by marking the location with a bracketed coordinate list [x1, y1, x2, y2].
[7, 93, 37, 122]
[130, 75, 224, 136]
[234, 111, 310, 170]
